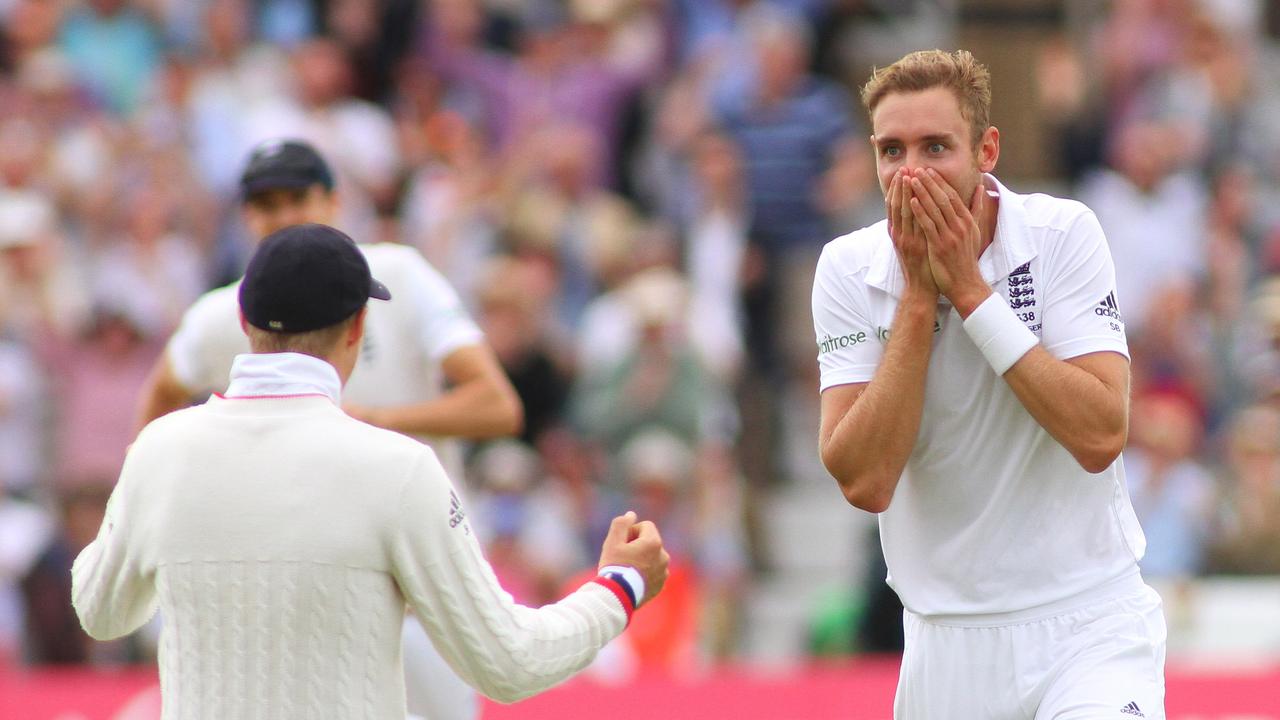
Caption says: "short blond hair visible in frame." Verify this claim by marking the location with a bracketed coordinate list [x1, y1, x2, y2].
[861, 49, 992, 147]
[244, 313, 357, 358]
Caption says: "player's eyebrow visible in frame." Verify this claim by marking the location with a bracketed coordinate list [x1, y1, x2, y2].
[873, 132, 959, 146]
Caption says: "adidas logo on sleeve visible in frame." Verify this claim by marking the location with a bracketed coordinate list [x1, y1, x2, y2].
[1095, 292, 1123, 321]
[1120, 701, 1145, 716]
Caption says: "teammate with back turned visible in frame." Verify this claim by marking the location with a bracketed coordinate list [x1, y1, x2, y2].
[134, 139, 522, 720]
[812, 49, 1167, 719]
[74, 223, 668, 719]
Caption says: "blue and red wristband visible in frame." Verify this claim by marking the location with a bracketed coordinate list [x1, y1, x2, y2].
[590, 575, 636, 626]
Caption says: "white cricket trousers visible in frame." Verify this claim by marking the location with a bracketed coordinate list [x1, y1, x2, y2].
[895, 580, 1166, 720]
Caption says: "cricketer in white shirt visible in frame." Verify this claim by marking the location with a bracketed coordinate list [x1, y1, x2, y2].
[167, 242, 480, 482]
[814, 174, 1166, 719]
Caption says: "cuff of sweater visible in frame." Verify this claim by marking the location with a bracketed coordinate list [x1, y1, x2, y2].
[589, 576, 635, 627]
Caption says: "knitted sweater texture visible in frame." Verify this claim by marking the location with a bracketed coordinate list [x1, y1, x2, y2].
[72, 393, 625, 719]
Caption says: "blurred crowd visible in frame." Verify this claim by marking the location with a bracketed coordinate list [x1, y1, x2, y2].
[0, 0, 1278, 673]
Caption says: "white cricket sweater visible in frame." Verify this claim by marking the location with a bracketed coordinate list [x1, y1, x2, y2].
[72, 353, 627, 719]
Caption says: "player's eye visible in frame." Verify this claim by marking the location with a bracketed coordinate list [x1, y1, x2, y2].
[882, 146, 901, 158]
[928, 142, 946, 154]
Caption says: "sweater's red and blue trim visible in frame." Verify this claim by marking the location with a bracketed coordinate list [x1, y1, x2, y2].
[589, 576, 635, 627]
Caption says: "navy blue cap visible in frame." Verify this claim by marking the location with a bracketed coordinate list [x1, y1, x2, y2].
[239, 224, 391, 333]
[239, 139, 334, 196]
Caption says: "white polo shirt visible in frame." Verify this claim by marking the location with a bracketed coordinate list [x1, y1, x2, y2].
[813, 175, 1147, 617]
[167, 242, 484, 480]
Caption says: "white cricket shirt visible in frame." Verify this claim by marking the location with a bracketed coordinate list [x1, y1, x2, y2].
[167, 242, 483, 480]
[812, 175, 1147, 617]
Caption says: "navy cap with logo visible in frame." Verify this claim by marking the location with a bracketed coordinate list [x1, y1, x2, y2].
[239, 139, 334, 196]
[239, 223, 391, 333]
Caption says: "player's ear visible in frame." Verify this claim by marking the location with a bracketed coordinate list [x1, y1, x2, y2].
[313, 186, 340, 224]
[977, 126, 1000, 173]
[346, 306, 367, 348]
[239, 311, 250, 336]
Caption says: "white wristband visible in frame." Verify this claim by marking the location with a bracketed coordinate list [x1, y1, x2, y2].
[962, 293, 1037, 376]
[598, 565, 645, 606]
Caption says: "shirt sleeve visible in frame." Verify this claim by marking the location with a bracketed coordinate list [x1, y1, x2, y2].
[167, 286, 242, 395]
[1039, 208, 1130, 361]
[389, 449, 626, 703]
[71, 449, 158, 640]
[813, 244, 883, 391]
[399, 252, 485, 363]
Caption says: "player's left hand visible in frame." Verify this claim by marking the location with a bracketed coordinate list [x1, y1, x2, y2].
[908, 169, 991, 315]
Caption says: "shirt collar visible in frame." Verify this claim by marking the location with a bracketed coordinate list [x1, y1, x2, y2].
[866, 173, 1038, 299]
[224, 352, 342, 404]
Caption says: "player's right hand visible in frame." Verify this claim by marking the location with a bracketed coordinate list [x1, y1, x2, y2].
[598, 511, 669, 607]
[887, 167, 939, 298]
